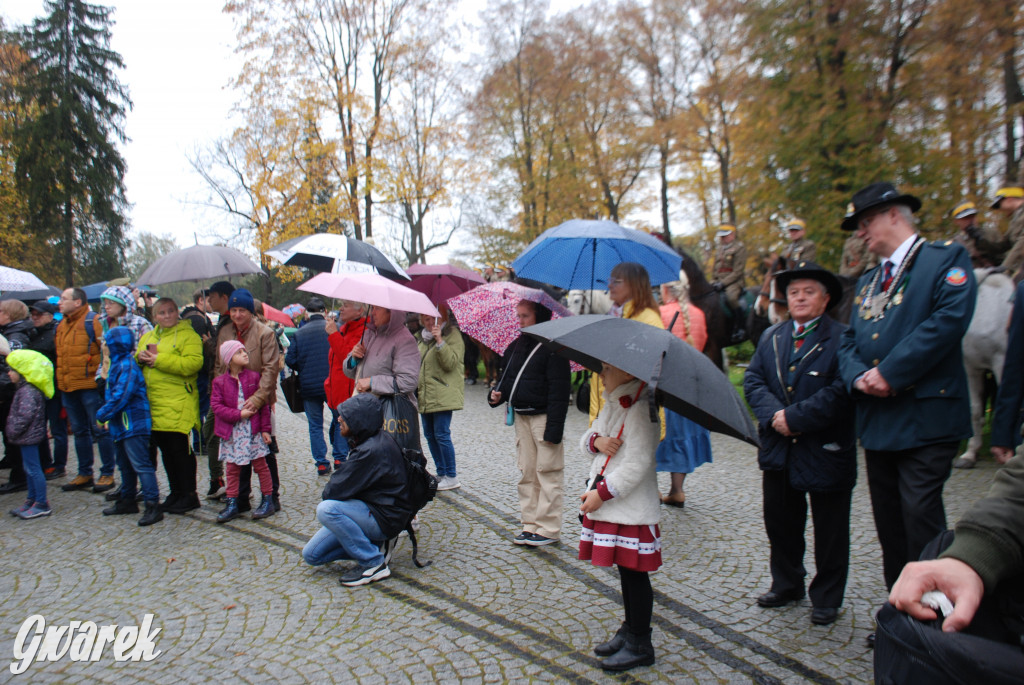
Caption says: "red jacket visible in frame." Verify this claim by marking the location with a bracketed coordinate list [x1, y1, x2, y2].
[324, 316, 367, 410]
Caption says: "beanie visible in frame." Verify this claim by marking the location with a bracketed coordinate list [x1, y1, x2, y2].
[219, 340, 246, 368]
[227, 288, 255, 314]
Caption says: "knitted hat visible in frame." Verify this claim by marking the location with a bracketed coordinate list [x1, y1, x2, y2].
[219, 340, 246, 367]
[227, 288, 255, 313]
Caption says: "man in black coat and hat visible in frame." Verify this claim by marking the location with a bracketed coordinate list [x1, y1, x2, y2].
[744, 261, 856, 626]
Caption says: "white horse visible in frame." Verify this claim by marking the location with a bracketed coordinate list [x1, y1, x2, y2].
[956, 267, 1014, 467]
[565, 289, 612, 315]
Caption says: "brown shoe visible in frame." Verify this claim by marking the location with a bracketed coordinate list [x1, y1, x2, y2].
[93, 475, 117, 493]
[660, 492, 686, 508]
[61, 475, 94, 491]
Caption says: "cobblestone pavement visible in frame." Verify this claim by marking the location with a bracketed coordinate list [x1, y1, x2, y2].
[0, 381, 1003, 683]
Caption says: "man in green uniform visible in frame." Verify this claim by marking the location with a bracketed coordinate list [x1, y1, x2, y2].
[950, 201, 1004, 268]
[994, 184, 1024, 282]
[711, 224, 748, 341]
[780, 218, 817, 263]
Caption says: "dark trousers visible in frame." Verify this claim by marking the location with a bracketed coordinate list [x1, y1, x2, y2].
[762, 469, 852, 608]
[239, 451, 279, 502]
[150, 431, 197, 498]
[619, 567, 653, 634]
[865, 441, 957, 589]
[201, 412, 221, 482]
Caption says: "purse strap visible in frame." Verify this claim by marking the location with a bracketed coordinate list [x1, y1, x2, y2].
[507, 342, 542, 407]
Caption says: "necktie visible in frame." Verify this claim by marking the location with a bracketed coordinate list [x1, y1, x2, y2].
[793, 324, 806, 353]
[881, 260, 894, 292]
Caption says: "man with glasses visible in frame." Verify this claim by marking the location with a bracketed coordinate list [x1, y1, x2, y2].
[837, 182, 977, 646]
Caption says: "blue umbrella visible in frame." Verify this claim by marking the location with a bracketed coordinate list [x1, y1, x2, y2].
[511, 220, 682, 289]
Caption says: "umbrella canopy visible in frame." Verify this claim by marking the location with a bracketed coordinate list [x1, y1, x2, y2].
[136, 245, 265, 286]
[0, 265, 47, 293]
[266, 234, 410, 281]
[0, 285, 61, 303]
[406, 263, 486, 305]
[260, 303, 296, 327]
[446, 281, 575, 356]
[511, 219, 682, 289]
[298, 272, 438, 318]
[521, 315, 758, 447]
[282, 303, 306, 320]
[80, 281, 157, 303]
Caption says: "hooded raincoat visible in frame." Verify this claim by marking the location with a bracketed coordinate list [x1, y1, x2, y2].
[343, 309, 419, 408]
[137, 319, 204, 434]
[4, 349, 54, 446]
[98, 285, 153, 380]
[96, 327, 151, 441]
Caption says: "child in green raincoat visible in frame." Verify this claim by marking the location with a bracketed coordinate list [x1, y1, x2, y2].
[5, 349, 54, 519]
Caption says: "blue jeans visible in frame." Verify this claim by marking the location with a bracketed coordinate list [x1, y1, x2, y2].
[421, 411, 456, 478]
[302, 499, 385, 567]
[329, 407, 349, 462]
[62, 388, 115, 477]
[21, 443, 47, 505]
[115, 435, 160, 502]
[46, 394, 68, 471]
[303, 397, 330, 466]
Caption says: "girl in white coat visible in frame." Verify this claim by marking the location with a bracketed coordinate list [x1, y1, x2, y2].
[579, 362, 661, 672]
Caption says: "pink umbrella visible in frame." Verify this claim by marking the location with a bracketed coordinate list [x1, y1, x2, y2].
[406, 263, 486, 305]
[298, 272, 439, 318]
[260, 303, 295, 327]
[447, 281, 576, 357]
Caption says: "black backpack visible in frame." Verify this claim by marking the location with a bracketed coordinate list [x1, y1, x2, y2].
[397, 447, 438, 568]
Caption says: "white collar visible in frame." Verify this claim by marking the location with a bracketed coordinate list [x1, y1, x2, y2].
[791, 316, 821, 332]
[883, 233, 919, 270]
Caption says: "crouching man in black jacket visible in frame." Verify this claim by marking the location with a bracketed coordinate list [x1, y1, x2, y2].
[301, 393, 413, 586]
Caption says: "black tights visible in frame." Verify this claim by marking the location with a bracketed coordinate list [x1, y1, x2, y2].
[619, 567, 652, 633]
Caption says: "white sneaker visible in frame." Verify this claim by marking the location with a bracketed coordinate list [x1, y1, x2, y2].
[436, 476, 461, 491]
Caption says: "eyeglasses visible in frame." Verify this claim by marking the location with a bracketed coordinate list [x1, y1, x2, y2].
[609, 278, 625, 286]
[859, 209, 888, 231]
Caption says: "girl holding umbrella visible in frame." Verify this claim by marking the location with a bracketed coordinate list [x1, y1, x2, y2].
[416, 304, 465, 491]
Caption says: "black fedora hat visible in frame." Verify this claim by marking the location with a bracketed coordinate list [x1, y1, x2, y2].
[776, 261, 844, 310]
[841, 181, 921, 231]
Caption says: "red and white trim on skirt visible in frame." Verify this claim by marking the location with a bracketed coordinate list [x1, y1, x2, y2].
[579, 516, 662, 572]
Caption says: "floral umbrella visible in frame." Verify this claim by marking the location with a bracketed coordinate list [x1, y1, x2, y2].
[447, 282, 580, 370]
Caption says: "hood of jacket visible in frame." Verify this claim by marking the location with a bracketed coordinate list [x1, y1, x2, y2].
[0, 317, 37, 350]
[5, 349, 54, 398]
[101, 285, 138, 317]
[337, 392, 383, 445]
[104, 326, 135, 360]
[367, 308, 409, 339]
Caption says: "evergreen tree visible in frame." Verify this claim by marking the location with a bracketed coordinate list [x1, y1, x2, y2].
[14, 0, 130, 286]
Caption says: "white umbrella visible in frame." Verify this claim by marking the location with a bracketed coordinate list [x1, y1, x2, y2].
[0, 265, 47, 293]
[136, 245, 265, 285]
[266, 234, 410, 281]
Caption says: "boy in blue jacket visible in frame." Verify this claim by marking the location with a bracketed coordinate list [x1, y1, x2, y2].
[96, 327, 162, 526]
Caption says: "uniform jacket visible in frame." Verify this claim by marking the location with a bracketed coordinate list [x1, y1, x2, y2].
[210, 368, 272, 440]
[782, 238, 817, 263]
[1000, 204, 1024, 279]
[744, 316, 856, 492]
[712, 239, 748, 289]
[54, 305, 104, 393]
[325, 316, 366, 410]
[416, 323, 465, 414]
[839, 234, 879, 279]
[285, 313, 330, 399]
[96, 327, 151, 441]
[838, 239, 976, 451]
[321, 393, 414, 539]
[580, 379, 661, 526]
[954, 223, 1006, 268]
[991, 280, 1024, 448]
[343, 310, 419, 408]
[941, 453, 1024, 592]
[489, 336, 571, 445]
[214, 318, 280, 410]
[137, 320, 204, 434]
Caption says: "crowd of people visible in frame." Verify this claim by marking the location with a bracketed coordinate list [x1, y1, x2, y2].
[2, 179, 1024, 676]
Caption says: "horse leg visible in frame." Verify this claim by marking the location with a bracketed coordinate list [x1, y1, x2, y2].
[954, 364, 985, 468]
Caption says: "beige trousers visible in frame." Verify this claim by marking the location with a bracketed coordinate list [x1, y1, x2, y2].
[513, 413, 565, 539]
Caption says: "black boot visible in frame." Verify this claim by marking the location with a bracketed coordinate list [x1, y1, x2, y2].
[217, 497, 240, 523]
[159, 492, 181, 512]
[103, 498, 139, 515]
[164, 492, 200, 514]
[251, 494, 275, 520]
[594, 622, 628, 657]
[138, 500, 164, 526]
[600, 628, 655, 672]
[105, 490, 124, 502]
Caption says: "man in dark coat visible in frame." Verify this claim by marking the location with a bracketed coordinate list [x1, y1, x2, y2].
[744, 262, 856, 626]
[990, 279, 1024, 465]
[301, 393, 413, 587]
[837, 182, 977, 607]
[285, 297, 334, 475]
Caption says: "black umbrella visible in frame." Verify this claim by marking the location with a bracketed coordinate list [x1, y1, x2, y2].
[1, 285, 61, 303]
[522, 315, 758, 447]
[266, 234, 410, 281]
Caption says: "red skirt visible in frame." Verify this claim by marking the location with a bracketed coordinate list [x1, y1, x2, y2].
[579, 516, 662, 572]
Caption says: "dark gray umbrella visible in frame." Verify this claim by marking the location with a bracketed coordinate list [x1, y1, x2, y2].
[136, 245, 265, 286]
[521, 315, 758, 447]
[0, 285, 61, 302]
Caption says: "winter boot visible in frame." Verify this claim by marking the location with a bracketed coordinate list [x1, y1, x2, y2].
[217, 497, 240, 523]
[159, 492, 181, 512]
[164, 492, 201, 514]
[103, 498, 140, 515]
[251, 494, 275, 520]
[600, 628, 655, 672]
[138, 500, 164, 526]
[593, 622, 629, 657]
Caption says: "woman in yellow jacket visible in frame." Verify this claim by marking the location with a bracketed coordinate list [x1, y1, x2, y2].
[589, 262, 665, 422]
[136, 298, 204, 513]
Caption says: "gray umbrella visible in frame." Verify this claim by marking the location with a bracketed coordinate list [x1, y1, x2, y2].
[136, 245, 265, 286]
[522, 315, 758, 447]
